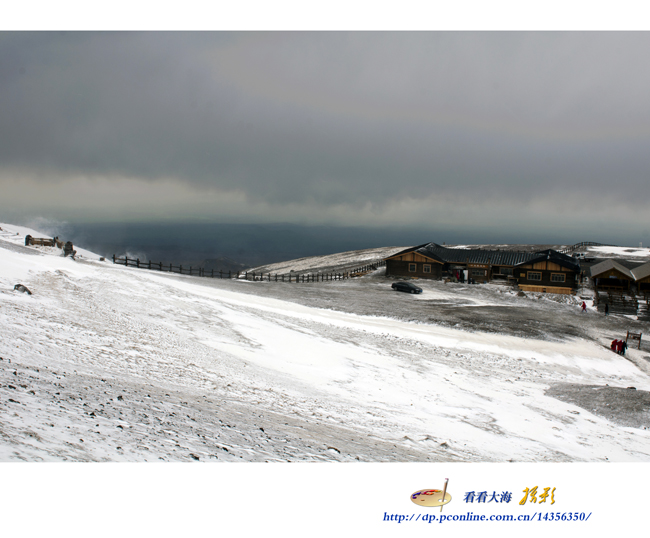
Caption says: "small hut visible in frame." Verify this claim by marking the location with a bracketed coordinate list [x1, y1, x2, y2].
[589, 259, 635, 291]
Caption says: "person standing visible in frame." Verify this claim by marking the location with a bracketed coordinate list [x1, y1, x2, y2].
[581, 301, 587, 313]
[605, 303, 609, 316]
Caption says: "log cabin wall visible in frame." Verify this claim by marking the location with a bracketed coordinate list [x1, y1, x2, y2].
[467, 263, 490, 282]
[386, 252, 443, 279]
[515, 260, 578, 290]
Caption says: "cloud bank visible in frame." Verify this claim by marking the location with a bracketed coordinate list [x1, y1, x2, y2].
[1, 32, 649, 242]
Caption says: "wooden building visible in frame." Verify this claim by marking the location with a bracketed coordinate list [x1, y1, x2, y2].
[513, 250, 580, 294]
[589, 260, 635, 291]
[631, 262, 650, 293]
[385, 243, 582, 294]
[385, 244, 444, 279]
[385, 243, 538, 281]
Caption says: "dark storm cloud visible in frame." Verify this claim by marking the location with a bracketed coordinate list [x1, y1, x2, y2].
[2, 32, 650, 210]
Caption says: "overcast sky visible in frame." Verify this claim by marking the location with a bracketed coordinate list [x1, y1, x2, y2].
[1, 31, 649, 244]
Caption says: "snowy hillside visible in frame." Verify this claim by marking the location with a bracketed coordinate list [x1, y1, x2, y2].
[245, 245, 407, 274]
[2, 222, 650, 462]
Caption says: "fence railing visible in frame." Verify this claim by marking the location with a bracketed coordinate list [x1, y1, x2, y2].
[557, 241, 616, 254]
[112, 254, 385, 283]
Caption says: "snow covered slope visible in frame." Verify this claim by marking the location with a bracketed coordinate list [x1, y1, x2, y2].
[2, 224, 650, 462]
[245, 245, 406, 274]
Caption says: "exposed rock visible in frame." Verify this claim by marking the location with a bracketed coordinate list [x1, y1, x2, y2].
[13, 284, 32, 295]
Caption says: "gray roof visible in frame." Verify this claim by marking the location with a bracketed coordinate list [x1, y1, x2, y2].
[388, 243, 540, 266]
[424, 243, 538, 266]
[631, 261, 650, 281]
[513, 249, 580, 272]
[589, 259, 635, 279]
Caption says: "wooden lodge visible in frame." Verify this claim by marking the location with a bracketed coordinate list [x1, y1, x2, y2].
[513, 250, 580, 295]
[589, 260, 635, 291]
[385, 243, 580, 294]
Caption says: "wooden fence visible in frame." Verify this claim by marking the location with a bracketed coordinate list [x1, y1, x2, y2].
[557, 241, 615, 255]
[25, 235, 65, 248]
[112, 255, 385, 283]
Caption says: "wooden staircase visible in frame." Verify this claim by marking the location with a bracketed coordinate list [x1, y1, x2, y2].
[595, 290, 639, 316]
[638, 293, 650, 321]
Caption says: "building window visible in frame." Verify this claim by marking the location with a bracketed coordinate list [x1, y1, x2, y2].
[409, 263, 417, 272]
[499, 267, 513, 276]
[423, 264, 431, 273]
[551, 273, 566, 283]
[471, 269, 486, 277]
[528, 272, 542, 281]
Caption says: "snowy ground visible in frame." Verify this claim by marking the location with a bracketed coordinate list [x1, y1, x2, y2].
[587, 245, 650, 260]
[245, 245, 406, 274]
[2, 222, 650, 462]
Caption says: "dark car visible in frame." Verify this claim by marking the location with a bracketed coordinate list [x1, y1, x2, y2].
[391, 281, 423, 294]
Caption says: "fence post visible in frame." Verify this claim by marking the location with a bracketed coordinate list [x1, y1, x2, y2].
[169, 263, 172, 272]
[180, 265, 183, 274]
[112, 254, 115, 264]
[137, 258, 140, 268]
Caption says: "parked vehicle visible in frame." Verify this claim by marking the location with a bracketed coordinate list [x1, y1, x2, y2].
[391, 281, 423, 294]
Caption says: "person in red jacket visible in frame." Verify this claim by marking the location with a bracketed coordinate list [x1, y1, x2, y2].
[581, 301, 587, 313]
